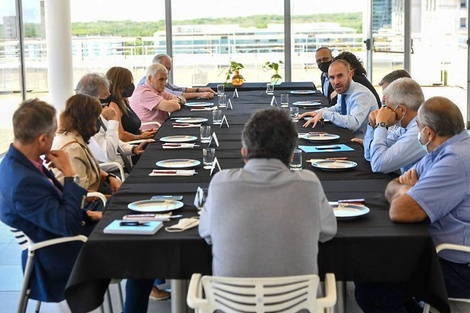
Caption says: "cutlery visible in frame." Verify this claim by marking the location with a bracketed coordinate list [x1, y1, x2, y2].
[306, 157, 348, 162]
[315, 145, 341, 150]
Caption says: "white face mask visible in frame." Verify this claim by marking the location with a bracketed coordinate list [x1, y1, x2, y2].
[393, 105, 404, 127]
[417, 126, 430, 153]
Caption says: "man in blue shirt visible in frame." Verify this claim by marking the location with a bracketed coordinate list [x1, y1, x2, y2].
[300, 59, 377, 138]
[363, 78, 426, 174]
[355, 96, 470, 312]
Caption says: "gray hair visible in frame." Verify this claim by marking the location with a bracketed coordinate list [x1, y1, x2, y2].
[146, 63, 168, 81]
[379, 70, 411, 86]
[242, 108, 298, 166]
[152, 53, 172, 64]
[13, 98, 57, 144]
[418, 96, 464, 136]
[75, 73, 109, 98]
[383, 78, 424, 111]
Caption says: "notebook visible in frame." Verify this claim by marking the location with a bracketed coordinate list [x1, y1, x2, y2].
[103, 220, 163, 235]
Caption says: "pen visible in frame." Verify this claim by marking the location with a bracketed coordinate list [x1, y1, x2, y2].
[120, 221, 149, 226]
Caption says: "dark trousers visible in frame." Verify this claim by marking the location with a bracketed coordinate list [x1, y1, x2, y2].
[124, 279, 154, 313]
[354, 257, 470, 312]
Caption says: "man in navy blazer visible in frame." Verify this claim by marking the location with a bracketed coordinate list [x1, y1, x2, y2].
[0, 99, 93, 302]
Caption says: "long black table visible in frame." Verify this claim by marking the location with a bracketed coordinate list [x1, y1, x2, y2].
[65, 89, 449, 313]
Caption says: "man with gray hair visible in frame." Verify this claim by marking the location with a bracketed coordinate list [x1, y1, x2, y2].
[199, 108, 336, 277]
[76, 73, 151, 173]
[130, 63, 183, 129]
[355, 96, 470, 312]
[138, 53, 216, 100]
[362, 77, 426, 174]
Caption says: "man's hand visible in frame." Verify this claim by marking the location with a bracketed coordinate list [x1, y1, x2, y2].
[351, 138, 364, 146]
[376, 106, 397, 126]
[398, 169, 418, 186]
[101, 107, 118, 121]
[368, 110, 379, 127]
[302, 111, 323, 128]
[86, 210, 102, 221]
[199, 87, 217, 95]
[198, 92, 215, 99]
[45, 150, 75, 177]
[133, 139, 155, 155]
[108, 175, 121, 194]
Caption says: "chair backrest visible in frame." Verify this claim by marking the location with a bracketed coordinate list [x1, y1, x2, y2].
[201, 274, 320, 313]
[9, 227, 32, 251]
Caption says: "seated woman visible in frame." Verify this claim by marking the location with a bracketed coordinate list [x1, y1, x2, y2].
[51, 94, 121, 211]
[334, 51, 382, 108]
[106, 66, 157, 142]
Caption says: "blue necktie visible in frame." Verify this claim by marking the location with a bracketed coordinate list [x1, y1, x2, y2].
[341, 94, 347, 115]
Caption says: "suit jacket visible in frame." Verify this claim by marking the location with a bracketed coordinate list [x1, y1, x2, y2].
[0, 144, 88, 302]
[320, 73, 336, 106]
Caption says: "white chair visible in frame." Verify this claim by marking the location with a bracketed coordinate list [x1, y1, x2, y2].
[99, 162, 126, 182]
[423, 243, 470, 313]
[187, 273, 336, 313]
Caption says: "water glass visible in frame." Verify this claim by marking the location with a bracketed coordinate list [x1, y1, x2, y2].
[290, 148, 302, 170]
[200, 125, 211, 143]
[212, 108, 223, 125]
[202, 148, 215, 167]
[289, 106, 299, 120]
[217, 84, 225, 96]
[218, 94, 227, 108]
[266, 83, 274, 95]
[280, 94, 289, 107]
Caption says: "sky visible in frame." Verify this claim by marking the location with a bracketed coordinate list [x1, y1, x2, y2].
[0, 0, 363, 24]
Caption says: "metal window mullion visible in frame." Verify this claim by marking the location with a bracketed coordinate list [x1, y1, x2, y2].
[284, 0, 291, 82]
[165, 0, 173, 84]
[16, 0, 27, 100]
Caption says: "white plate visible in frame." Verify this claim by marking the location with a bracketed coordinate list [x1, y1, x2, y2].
[156, 159, 201, 169]
[303, 133, 340, 142]
[159, 135, 198, 143]
[128, 199, 184, 212]
[185, 102, 214, 107]
[292, 101, 322, 107]
[329, 203, 370, 218]
[174, 117, 208, 123]
[311, 160, 357, 171]
[290, 90, 317, 95]
[126, 139, 147, 145]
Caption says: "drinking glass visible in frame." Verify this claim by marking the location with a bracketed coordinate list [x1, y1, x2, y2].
[200, 125, 211, 143]
[289, 106, 299, 120]
[218, 94, 227, 108]
[202, 148, 215, 168]
[280, 94, 289, 107]
[212, 109, 223, 125]
[290, 148, 302, 170]
[217, 84, 225, 96]
[266, 83, 274, 95]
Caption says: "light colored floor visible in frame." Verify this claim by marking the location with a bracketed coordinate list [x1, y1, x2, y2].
[1, 222, 470, 313]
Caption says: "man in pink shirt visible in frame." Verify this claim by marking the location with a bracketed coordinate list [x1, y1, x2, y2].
[129, 63, 184, 130]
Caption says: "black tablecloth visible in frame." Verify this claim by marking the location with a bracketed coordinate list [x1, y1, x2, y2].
[65, 88, 449, 313]
[206, 81, 317, 91]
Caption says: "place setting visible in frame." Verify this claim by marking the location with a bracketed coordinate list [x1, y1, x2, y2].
[300, 132, 340, 142]
[328, 199, 370, 219]
[289, 90, 320, 95]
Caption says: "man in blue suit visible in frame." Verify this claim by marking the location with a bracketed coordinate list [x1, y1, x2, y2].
[0, 99, 94, 302]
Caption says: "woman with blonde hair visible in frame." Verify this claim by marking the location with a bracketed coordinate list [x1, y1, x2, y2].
[106, 66, 157, 142]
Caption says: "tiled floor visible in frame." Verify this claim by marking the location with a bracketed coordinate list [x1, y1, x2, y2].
[1, 220, 469, 313]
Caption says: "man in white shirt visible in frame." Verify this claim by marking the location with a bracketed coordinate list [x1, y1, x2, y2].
[76, 73, 152, 173]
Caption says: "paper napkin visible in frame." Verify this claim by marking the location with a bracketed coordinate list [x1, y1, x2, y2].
[162, 143, 197, 149]
[149, 169, 197, 176]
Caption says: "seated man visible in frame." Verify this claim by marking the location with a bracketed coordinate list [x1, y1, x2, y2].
[0, 99, 94, 302]
[300, 59, 377, 138]
[363, 78, 426, 174]
[130, 63, 183, 130]
[137, 53, 216, 100]
[378, 69, 411, 90]
[199, 108, 337, 277]
[315, 46, 335, 105]
[356, 97, 470, 312]
[76, 73, 152, 173]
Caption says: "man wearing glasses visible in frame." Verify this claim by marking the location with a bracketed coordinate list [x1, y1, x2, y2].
[315, 46, 335, 105]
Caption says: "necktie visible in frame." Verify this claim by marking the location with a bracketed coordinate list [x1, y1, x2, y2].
[341, 94, 347, 115]
[98, 118, 133, 173]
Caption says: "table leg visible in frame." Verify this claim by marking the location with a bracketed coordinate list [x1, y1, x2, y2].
[171, 279, 189, 313]
[335, 280, 347, 313]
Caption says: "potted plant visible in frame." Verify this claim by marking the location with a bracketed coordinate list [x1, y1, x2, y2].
[263, 60, 283, 85]
[225, 61, 245, 86]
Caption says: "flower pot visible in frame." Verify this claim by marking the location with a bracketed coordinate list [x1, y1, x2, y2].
[231, 70, 244, 86]
[271, 74, 282, 85]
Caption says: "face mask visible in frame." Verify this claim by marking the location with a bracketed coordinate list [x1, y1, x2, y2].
[123, 83, 135, 98]
[417, 126, 430, 153]
[99, 95, 112, 106]
[318, 61, 332, 73]
[394, 106, 404, 127]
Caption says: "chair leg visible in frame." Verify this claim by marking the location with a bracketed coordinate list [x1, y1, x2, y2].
[423, 303, 430, 313]
[106, 289, 114, 313]
[117, 281, 124, 313]
[34, 300, 41, 313]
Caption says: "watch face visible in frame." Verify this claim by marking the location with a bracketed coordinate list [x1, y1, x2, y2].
[73, 175, 80, 185]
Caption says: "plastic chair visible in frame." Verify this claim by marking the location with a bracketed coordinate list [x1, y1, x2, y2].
[187, 273, 336, 313]
[423, 243, 470, 313]
[99, 162, 126, 182]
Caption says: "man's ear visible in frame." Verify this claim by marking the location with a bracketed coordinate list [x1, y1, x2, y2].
[241, 147, 247, 158]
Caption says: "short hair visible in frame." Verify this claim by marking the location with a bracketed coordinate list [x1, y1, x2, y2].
[75, 73, 109, 98]
[13, 99, 57, 144]
[418, 96, 465, 137]
[242, 108, 298, 166]
[334, 51, 367, 76]
[383, 78, 424, 111]
[379, 70, 411, 86]
[315, 47, 333, 56]
[146, 63, 168, 80]
[58, 94, 102, 143]
[152, 53, 172, 64]
[329, 59, 351, 72]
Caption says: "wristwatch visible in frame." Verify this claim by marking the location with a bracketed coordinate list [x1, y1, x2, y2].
[64, 175, 80, 185]
[375, 122, 388, 130]
[105, 173, 117, 183]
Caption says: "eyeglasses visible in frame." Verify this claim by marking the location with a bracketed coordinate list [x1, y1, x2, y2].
[316, 57, 331, 64]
